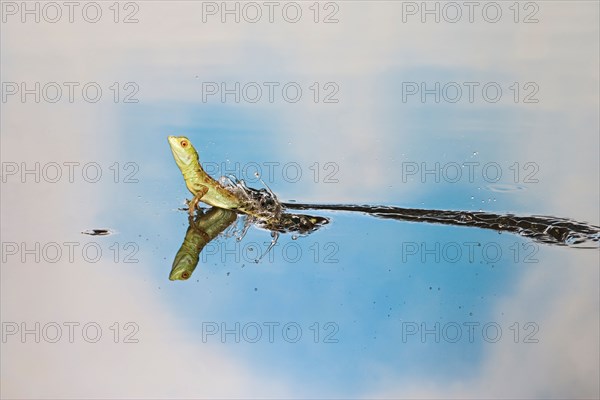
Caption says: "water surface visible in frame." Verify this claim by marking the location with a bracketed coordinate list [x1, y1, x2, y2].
[1, 1, 599, 398]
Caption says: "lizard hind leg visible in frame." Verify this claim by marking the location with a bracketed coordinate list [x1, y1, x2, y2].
[187, 185, 209, 217]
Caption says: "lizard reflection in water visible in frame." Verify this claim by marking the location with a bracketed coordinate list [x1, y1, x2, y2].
[170, 207, 237, 281]
[169, 206, 330, 281]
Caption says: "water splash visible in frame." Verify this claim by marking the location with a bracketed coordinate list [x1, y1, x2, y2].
[220, 174, 328, 235]
[220, 175, 283, 221]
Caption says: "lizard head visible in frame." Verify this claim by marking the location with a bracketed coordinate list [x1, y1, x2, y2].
[168, 136, 199, 170]
[169, 251, 198, 281]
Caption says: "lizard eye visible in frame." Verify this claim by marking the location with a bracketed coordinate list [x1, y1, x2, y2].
[180, 140, 188, 148]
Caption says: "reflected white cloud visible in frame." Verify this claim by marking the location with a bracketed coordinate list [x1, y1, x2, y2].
[367, 250, 599, 399]
[1, 260, 292, 399]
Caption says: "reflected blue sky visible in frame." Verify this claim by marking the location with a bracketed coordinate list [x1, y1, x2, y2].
[2, 1, 598, 398]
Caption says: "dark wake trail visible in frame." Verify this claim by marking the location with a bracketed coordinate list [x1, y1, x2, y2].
[282, 203, 600, 248]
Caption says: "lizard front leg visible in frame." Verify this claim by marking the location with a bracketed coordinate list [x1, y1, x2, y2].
[187, 185, 209, 217]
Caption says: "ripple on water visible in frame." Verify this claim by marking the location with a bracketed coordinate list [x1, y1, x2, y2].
[486, 183, 527, 193]
[81, 229, 115, 236]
